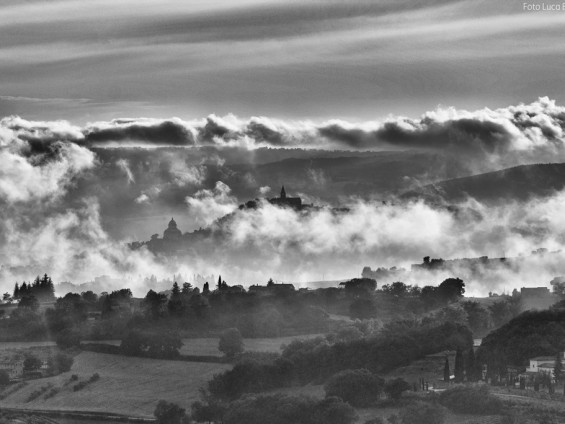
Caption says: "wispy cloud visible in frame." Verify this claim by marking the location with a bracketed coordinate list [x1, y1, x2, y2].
[1, 1, 565, 120]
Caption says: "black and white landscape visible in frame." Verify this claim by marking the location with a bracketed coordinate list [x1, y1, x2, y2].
[1, 1, 565, 424]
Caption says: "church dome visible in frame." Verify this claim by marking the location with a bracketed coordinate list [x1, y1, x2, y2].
[164, 217, 182, 240]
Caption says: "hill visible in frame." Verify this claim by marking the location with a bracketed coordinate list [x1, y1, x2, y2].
[402, 163, 565, 204]
[477, 308, 565, 374]
[229, 150, 460, 201]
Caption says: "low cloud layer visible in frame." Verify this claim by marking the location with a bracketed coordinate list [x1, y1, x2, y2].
[3, 99, 565, 296]
[4, 98, 565, 172]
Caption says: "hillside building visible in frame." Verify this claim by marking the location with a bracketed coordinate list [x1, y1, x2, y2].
[526, 352, 565, 374]
[520, 286, 555, 310]
[0, 359, 24, 380]
[269, 186, 302, 209]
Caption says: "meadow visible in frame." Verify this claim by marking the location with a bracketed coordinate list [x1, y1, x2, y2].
[0, 351, 230, 418]
[83, 334, 323, 357]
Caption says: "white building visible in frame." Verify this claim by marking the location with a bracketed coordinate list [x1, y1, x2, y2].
[0, 359, 24, 380]
[526, 352, 565, 375]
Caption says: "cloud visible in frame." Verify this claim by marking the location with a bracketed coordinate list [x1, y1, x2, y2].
[259, 186, 271, 195]
[4, 98, 565, 173]
[0, 118, 95, 203]
[187, 189, 565, 295]
[84, 118, 196, 146]
[185, 181, 238, 228]
[134, 193, 149, 204]
[4, 99, 565, 295]
[116, 159, 135, 184]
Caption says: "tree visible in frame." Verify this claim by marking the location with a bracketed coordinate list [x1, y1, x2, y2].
[168, 282, 184, 316]
[454, 348, 464, 383]
[18, 295, 39, 311]
[400, 402, 445, 424]
[56, 328, 81, 349]
[121, 331, 148, 356]
[443, 356, 450, 383]
[2, 293, 12, 304]
[462, 301, 491, 335]
[81, 290, 98, 307]
[24, 354, 42, 371]
[146, 332, 183, 359]
[219, 328, 244, 358]
[438, 385, 502, 415]
[381, 282, 409, 297]
[437, 278, 465, 304]
[154, 400, 189, 424]
[324, 369, 385, 407]
[182, 282, 193, 295]
[222, 394, 356, 424]
[554, 353, 563, 382]
[144, 290, 167, 320]
[342, 278, 377, 297]
[384, 378, 410, 400]
[50, 352, 74, 373]
[349, 298, 376, 320]
[465, 349, 480, 382]
[0, 370, 10, 385]
[192, 400, 225, 423]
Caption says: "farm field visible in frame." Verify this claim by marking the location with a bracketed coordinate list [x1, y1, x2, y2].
[0, 341, 56, 351]
[84, 333, 323, 357]
[0, 351, 230, 418]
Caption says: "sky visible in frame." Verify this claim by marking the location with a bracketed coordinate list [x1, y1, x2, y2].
[3, 0, 565, 295]
[1, 0, 565, 123]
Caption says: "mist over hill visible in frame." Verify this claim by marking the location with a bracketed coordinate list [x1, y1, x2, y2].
[402, 163, 565, 205]
[4, 99, 565, 295]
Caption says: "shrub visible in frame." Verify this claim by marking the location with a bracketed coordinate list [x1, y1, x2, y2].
[223, 394, 356, 424]
[51, 352, 74, 374]
[399, 401, 445, 424]
[26, 383, 53, 402]
[324, 369, 384, 407]
[438, 385, 503, 415]
[0, 382, 27, 400]
[73, 381, 88, 391]
[207, 357, 297, 401]
[23, 354, 42, 371]
[154, 400, 189, 424]
[0, 370, 9, 386]
[219, 328, 244, 358]
[192, 400, 225, 423]
[89, 373, 100, 382]
[43, 387, 60, 399]
[384, 378, 411, 400]
[56, 328, 81, 349]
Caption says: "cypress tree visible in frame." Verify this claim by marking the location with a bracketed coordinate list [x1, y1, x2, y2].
[454, 348, 464, 383]
[554, 352, 563, 382]
[444, 356, 450, 383]
[171, 282, 181, 299]
[13, 283, 19, 299]
[466, 349, 477, 382]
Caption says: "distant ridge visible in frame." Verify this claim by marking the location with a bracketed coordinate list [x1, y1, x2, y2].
[402, 163, 565, 203]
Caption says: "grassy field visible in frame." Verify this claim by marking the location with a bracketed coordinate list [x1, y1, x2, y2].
[0, 341, 56, 350]
[0, 351, 230, 418]
[84, 334, 323, 357]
